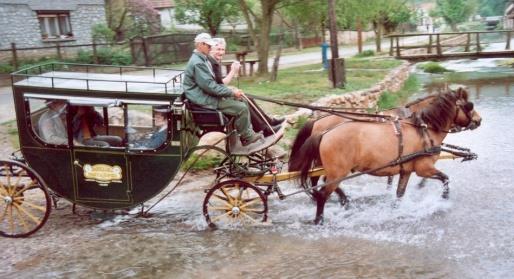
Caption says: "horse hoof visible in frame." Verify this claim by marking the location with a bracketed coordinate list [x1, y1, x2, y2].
[313, 217, 324, 225]
[442, 192, 449, 199]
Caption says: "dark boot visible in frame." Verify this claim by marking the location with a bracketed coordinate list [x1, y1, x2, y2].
[263, 125, 282, 137]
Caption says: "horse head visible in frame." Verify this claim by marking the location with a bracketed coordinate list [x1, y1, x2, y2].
[415, 87, 481, 133]
[452, 87, 481, 131]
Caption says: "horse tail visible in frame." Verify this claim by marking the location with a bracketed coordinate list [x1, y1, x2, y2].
[288, 120, 315, 171]
[296, 134, 323, 187]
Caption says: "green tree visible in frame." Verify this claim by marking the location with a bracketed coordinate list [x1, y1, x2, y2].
[434, 0, 477, 31]
[477, 0, 509, 17]
[175, 0, 241, 36]
[280, 0, 326, 47]
[240, 0, 299, 75]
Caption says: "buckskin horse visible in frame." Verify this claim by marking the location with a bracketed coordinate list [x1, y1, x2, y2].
[289, 93, 440, 205]
[289, 88, 481, 224]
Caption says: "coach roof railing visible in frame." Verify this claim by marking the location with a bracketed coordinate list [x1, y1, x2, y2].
[11, 62, 184, 95]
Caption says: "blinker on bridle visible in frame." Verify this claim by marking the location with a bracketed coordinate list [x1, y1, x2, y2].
[449, 100, 475, 133]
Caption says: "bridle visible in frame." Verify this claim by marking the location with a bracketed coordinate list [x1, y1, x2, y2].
[449, 99, 475, 133]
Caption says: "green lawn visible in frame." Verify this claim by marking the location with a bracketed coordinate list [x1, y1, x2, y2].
[235, 57, 403, 115]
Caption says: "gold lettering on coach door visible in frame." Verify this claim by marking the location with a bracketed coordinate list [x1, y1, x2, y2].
[83, 164, 122, 186]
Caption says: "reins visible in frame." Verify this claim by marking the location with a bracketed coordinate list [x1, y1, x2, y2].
[246, 93, 395, 120]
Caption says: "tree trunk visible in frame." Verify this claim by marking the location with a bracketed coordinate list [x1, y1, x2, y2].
[256, 2, 274, 75]
[270, 44, 282, 82]
[374, 22, 383, 53]
[357, 18, 363, 53]
[450, 23, 458, 32]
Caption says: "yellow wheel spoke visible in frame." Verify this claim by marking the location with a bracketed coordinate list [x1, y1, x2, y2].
[0, 205, 7, 224]
[239, 197, 262, 209]
[220, 187, 235, 204]
[15, 200, 47, 212]
[210, 211, 232, 223]
[242, 207, 264, 213]
[8, 205, 15, 235]
[208, 205, 232, 212]
[13, 205, 29, 233]
[13, 180, 36, 197]
[212, 194, 235, 208]
[240, 212, 259, 225]
[0, 186, 8, 197]
[13, 203, 41, 225]
[5, 164, 12, 194]
[237, 186, 245, 202]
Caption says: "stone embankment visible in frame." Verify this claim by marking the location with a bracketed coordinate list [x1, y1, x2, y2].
[287, 60, 412, 123]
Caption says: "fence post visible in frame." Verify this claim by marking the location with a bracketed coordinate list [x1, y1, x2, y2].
[92, 40, 99, 64]
[476, 32, 481, 53]
[142, 37, 149, 66]
[427, 34, 432, 54]
[395, 36, 400, 57]
[56, 42, 62, 60]
[11, 42, 18, 70]
[464, 33, 471, 52]
[389, 36, 394, 56]
[436, 34, 442, 55]
[506, 31, 511, 50]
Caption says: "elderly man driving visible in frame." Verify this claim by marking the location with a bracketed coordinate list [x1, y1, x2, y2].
[182, 33, 263, 146]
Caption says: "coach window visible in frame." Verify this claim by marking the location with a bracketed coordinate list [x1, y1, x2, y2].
[127, 104, 171, 150]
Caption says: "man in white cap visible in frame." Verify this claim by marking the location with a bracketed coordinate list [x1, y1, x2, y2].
[183, 33, 263, 146]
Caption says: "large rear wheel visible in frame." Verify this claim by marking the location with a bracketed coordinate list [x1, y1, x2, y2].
[0, 160, 51, 238]
[203, 180, 268, 228]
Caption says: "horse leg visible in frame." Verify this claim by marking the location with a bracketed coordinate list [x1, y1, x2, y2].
[417, 178, 427, 189]
[335, 187, 349, 207]
[432, 171, 450, 199]
[316, 176, 348, 207]
[312, 189, 329, 225]
[386, 176, 393, 190]
[396, 172, 412, 198]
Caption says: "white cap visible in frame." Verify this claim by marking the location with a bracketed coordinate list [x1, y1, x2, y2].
[194, 33, 216, 46]
[212, 37, 226, 46]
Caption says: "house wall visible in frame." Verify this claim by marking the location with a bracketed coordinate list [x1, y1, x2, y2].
[0, 0, 106, 49]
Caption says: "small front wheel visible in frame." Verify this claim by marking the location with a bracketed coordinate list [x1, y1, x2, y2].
[203, 180, 268, 228]
[0, 160, 51, 238]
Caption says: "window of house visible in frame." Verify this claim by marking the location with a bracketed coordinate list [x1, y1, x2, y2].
[37, 11, 73, 40]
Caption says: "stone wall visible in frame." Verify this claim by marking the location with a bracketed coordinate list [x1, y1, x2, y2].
[0, 1, 106, 49]
[288, 60, 412, 122]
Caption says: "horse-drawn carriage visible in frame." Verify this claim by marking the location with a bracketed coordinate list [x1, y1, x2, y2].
[1, 62, 481, 237]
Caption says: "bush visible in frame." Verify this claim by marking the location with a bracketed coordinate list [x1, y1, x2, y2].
[0, 63, 14, 74]
[75, 49, 95, 64]
[419, 62, 452, 74]
[98, 48, 132, 65]
[354, 50, 375, 58]
[92, 24, 115, 44]
[76, 47, 132, 65]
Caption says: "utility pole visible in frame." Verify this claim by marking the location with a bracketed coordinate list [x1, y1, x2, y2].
[327, 0, 345, 88]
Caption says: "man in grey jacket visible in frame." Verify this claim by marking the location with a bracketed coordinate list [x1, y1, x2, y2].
[183, 33, 262, 146]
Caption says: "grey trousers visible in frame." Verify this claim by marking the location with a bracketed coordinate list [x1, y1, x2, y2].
[217, 98, 253, 140]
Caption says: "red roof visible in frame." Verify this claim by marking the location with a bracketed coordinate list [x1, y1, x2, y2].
[149, 0, 174, 9]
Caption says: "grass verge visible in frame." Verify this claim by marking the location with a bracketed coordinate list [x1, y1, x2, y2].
[377, 75, 420, 110]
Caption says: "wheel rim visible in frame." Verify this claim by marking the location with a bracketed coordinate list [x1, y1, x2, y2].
[203, 180, 267, 228]
[0, 161, 51, 238]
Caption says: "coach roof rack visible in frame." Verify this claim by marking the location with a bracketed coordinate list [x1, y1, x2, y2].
[11, 62, 183, 95]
